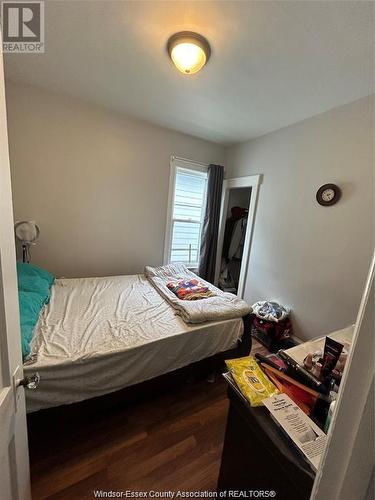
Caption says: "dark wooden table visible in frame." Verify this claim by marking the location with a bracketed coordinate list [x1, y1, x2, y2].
[217, 381, 315, 500]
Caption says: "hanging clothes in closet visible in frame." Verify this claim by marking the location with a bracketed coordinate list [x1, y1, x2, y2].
[219, 206, 248, 293]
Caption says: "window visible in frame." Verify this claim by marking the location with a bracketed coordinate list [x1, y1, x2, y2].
[165, 160, 208, 269]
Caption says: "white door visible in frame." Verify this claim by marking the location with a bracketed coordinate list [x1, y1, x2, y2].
[311, 254, 374, 500]
[0, 43, 32, 500]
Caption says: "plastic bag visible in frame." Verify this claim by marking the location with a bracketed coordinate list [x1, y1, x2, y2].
[226, 355, 279, 406]
[252, 301, 290, 323]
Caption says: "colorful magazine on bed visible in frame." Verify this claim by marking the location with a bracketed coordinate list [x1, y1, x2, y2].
[166, 278, 215, 300]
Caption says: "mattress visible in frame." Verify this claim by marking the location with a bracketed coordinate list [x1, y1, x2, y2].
[24, 274, 243, 412]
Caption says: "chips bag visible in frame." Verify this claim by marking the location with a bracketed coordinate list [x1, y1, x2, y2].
[226, 355, 279, 406]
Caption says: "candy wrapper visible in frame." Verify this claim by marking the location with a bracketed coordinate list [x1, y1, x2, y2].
[225, 355, 279, 406]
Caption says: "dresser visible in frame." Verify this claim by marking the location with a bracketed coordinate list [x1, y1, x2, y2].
[217, 382, 315, 500]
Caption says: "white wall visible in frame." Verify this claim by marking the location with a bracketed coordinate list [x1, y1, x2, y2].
[5, 82, 224, 278]
[5, 83, 374, 341]
[226, 95, 374, 340]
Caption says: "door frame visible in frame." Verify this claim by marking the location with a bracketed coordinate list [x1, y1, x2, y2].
[311, 253, 374, 499]
[214, 174, 262, 298]
[0, 33, 31, 500]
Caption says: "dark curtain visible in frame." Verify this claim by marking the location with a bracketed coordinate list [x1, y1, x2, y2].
[198, 164, 224, 282]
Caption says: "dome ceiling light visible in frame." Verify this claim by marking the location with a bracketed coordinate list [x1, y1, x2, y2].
[167, 31, 211, 75]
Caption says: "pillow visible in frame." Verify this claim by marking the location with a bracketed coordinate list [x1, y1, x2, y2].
[18, 291, 45, 359]
[17, 262, 55, 288]
[17, 273, 50, 297]
[17, 263, 55, 359]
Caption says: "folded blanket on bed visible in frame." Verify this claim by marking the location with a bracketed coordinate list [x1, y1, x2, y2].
[145, 264, 251, 324]
[167, 278, 216, 300]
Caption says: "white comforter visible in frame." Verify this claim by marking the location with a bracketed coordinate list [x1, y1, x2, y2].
[145, 264, 251, 323]
[24, 274, 244, 411]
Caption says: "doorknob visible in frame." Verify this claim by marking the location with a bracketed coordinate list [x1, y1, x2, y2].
[18, 372, 40, 390]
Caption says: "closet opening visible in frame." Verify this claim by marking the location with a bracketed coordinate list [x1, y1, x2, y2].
[214, 175, 261, 299]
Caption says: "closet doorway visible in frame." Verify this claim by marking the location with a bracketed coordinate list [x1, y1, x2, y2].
[214, 175, 261, 298]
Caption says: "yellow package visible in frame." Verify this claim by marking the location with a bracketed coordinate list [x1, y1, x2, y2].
[226, 355, 279, 406]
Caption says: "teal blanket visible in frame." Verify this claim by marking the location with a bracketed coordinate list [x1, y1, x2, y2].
[17, 263, 55, 359]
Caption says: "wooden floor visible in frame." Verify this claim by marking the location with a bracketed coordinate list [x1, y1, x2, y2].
[28, 341, 268, 500]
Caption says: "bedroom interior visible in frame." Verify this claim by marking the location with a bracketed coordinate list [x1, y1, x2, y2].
[0, 1, 373, 500]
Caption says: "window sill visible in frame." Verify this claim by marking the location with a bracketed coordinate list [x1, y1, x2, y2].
[187, 266, 199, 273]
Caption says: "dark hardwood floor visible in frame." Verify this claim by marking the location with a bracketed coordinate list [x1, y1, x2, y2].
[28, 341, 268, 500]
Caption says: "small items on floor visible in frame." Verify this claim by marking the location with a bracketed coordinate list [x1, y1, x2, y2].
[250, 300, 297, 352]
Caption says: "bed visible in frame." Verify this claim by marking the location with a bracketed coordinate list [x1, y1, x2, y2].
[24, 273, 250, 412]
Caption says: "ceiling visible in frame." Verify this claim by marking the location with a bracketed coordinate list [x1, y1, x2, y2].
[4, 1, 374, 144]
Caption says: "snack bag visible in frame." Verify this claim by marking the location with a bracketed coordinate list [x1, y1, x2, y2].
[226, 355, 279, 406]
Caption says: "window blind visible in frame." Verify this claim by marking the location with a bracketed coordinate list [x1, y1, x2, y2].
[170, 167, 208, 268]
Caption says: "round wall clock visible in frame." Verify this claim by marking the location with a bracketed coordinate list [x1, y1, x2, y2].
[316, 183, 341, 206]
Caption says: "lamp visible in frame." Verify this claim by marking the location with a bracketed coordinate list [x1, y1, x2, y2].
[167, 31, 211, 75]
[14, 221, 40, 263]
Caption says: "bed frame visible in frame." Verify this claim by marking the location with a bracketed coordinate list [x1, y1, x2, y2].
[27, 314, 251, 421]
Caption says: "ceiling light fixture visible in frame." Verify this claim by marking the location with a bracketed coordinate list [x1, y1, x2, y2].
[167, 31, 211, 75]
